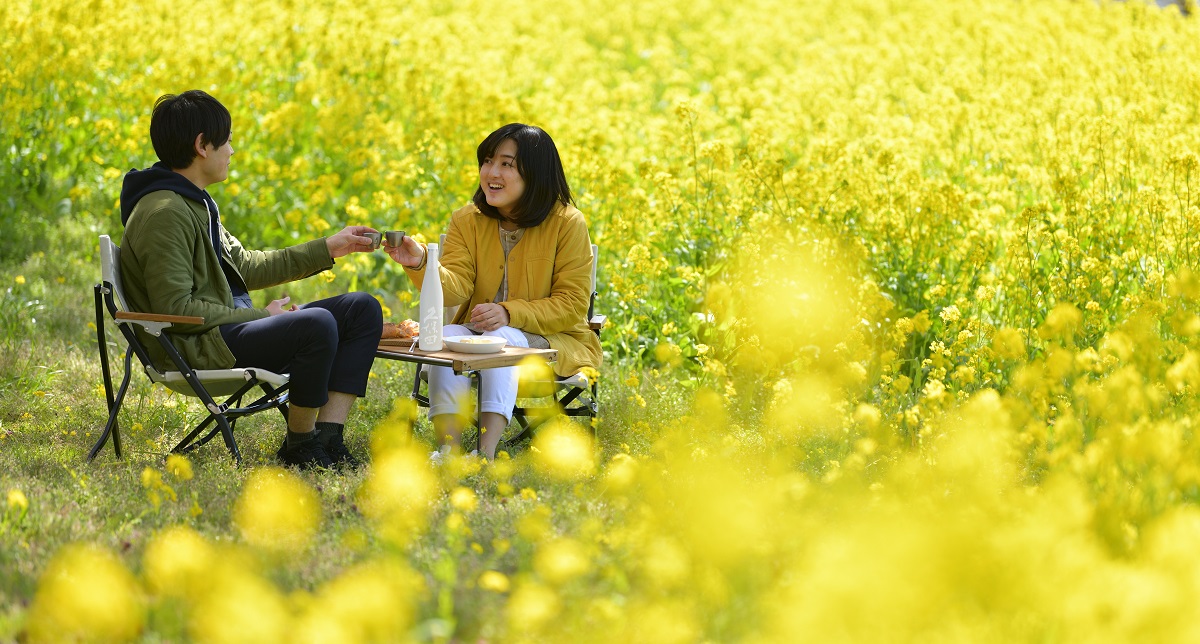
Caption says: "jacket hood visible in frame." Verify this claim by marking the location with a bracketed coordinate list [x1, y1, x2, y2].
[119, 162, 211, 225]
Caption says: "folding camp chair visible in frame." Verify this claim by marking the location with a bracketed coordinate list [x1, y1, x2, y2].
[509, 244, 605, 444]
[88, 235, 290, 464]
[408, 238, 606, 448]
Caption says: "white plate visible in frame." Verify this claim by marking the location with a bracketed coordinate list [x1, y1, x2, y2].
[443, 335, 507, 354]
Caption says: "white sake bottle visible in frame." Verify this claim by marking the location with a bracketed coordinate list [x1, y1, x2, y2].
[419, 242, 444, 351]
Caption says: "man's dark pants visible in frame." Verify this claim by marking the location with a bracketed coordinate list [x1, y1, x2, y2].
[219, 292, 382, 408]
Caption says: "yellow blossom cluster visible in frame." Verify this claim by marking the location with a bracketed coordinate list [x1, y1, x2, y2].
[11, 0, 1200, 640]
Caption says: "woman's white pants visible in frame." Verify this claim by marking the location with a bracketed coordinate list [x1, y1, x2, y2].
[428, 324, 528, 422]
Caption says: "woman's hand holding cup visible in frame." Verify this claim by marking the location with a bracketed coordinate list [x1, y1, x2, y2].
[385, 232, 426, 268]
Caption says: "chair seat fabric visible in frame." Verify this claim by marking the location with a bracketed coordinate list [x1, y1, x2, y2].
[148, 367, 289, 396]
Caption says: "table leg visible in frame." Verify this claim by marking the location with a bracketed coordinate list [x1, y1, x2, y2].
[474, 369, 484, 453]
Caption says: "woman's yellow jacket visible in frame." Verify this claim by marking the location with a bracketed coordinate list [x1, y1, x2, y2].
[404, 202, 602, 377]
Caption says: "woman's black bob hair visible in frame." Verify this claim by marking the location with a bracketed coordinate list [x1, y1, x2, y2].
[472, 123, 574, 228]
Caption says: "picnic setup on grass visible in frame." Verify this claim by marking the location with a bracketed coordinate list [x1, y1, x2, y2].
[87, 233, 605, 464]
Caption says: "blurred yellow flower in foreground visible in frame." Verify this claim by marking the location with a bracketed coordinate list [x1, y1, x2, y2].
[26, 543, 143, 642]
[507, 581, 560, 634]
[602, 453, 639, 496]
[535, 538, 591, 585]
[733, 240, 859, 370]
[627, 601, 699, 644]
[294, 559, 422, 643]
[517, 355, 557, 398]
[233, 467, 321, 551]
[992, 327, 1026, 361]
[189, 565, 288, 644]
[6, 488, 27, 513]
[143, 525, 215, 598]
[371, 397, 420, 458]
[479, 570, 511, 593]
[358, 446, 440, 545]
[450, 486, 478, 513]
[166, 454, 194, 481]
[530, 419, 596, 481]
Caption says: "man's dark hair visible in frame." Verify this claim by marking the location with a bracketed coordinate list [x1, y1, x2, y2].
[472, 124, 574, 228]
[149, 90, 231, 169]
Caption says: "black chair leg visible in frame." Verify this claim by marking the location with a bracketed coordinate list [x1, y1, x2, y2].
[216, 414, 241, 464]
[88, 347, 133, 462]
[173, 414, 217, 454]
[264, 382, 289, 422]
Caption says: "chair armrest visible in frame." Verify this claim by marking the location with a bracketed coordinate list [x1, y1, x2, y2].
[589, 314, 606, 331]
[115, 311, 205, 325]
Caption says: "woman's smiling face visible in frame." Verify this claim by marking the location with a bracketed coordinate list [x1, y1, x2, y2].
[479, 138, 526, 219]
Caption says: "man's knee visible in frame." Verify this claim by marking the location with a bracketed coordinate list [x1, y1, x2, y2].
[344, 291, 383, 318]
[295, 308, 339, 347]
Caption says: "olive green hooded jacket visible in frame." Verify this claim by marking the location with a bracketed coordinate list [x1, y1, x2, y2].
[120, 189, 333, 371]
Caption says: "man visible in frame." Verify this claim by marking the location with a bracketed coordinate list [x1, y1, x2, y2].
[119, 90, 383, 469]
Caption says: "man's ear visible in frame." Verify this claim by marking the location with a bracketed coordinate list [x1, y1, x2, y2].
[193, 133, 209, 159]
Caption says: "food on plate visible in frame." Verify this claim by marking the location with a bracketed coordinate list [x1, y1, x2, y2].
[457, 337, 502, 344]
[382, 319, 419, 339]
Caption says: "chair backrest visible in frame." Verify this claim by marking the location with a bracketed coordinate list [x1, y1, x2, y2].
[99, 235, 130, 312]
[590, 244, 598, 294]
[98, 234, 166, 378]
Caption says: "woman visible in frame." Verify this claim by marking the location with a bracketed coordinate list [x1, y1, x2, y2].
[387, 124, 602, 460]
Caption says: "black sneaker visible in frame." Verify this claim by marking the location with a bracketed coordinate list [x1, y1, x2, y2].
[277, 435, 333, 469]
[318, 425, 360, 468]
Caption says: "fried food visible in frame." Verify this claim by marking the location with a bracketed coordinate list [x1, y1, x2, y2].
[382, 319, 419, 339]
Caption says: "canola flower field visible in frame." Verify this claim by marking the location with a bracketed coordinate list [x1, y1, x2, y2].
[4, 0, 1200, 640]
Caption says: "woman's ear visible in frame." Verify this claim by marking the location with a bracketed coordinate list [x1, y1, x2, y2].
[193, 133, 209, 158]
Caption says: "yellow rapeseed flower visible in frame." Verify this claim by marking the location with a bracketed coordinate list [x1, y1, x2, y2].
[530, 419, 596, 481]
[602, 453, 638, 497]
[166, 454, 194, 481]
[450, 486, 478, 513]
[479, 570, 511, 593]
[357, 446, 439, 545]
[6, 488, 27, 513]
[143, 525, 215, 598]
[26, 543, 144, 642]
[507, 581, 560, 633]
[534, 538, 591, 585]
[993, 328, 1026, 361]
[189, 565, 288, 643]
[516, 355, 557, 398]
[294, 559, 421, 642]
[233, 467, 321, 552]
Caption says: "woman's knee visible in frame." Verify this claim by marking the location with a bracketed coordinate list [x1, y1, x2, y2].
[482, 326, 527, 347]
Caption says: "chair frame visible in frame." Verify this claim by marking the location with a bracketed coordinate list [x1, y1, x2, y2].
[408, 239, 606, 449]
[89, 235, 290, 464]
[508, 297, 604, 445]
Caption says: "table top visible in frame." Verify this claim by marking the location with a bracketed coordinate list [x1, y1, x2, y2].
[376, 338, 557, 372]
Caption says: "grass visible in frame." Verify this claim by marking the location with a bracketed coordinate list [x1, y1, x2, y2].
[7, 0, 1200, 639]
[0, 222, 689, 638]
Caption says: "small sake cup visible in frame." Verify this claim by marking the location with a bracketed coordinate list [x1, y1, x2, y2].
[385, 230, 406, 247]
